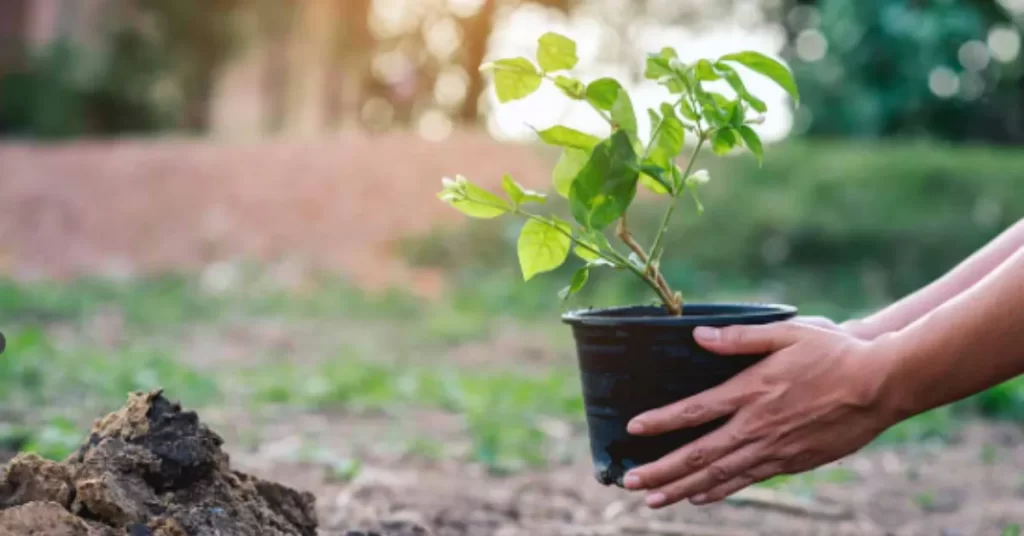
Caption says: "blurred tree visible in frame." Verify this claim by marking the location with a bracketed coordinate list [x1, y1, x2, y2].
[779, 0, 1024, 143]
[257, 0, 298, 134]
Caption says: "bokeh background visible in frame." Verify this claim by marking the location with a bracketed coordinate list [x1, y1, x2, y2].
[1, 1, 1024, 534]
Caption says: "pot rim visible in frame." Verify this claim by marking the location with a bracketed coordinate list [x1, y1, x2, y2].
[561, 303, 798, 327]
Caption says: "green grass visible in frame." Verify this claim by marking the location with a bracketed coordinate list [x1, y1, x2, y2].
[2, 268, 1024, 471]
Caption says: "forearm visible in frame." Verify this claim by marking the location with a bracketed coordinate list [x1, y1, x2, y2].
[844, 218, 1024, 340]
[871, 246, 1024, 421]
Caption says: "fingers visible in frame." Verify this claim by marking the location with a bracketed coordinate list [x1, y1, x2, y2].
[642, 443, 777, 508]
[689, 461, 784, 505]
[624, 419, 757, 491]
[627, 384, 741, 436]
[693, 322, 809, 356]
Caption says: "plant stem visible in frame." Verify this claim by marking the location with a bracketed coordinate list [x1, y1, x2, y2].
[643, 136, 707, 310]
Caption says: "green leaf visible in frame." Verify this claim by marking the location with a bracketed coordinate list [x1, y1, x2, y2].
[536, 125, 601, 150]
[737, 125, 764, 165]
[559, 267, 589, 300]
[552, 148, 588, 198]
[716, 62, 767, 113]
[537, 32, 578, 72]
[502, 174, 546, 206]
[486, 57, 542, 103]
[719, 51, 799, 104]
[585, 78, 621, 110]
[678, 99, 699, 121]
[648, 106, 685, 170]
[554, 75, 585, 99]
[517, 218, 571, 281]
[611, 89, 638, 142]
[437, 176, 511, 219]
[662, 77, 687, 94]
[725, 100, 744, 126]
[696, 59, 721, 81]
[569, 130, 639, 230]
[711, 128, 739, 155]
[645, 57, 673, 80]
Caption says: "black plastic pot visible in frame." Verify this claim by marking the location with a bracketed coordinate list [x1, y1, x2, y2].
[562, 303, 797, 487]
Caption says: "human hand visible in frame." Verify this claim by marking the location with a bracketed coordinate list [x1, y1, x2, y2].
[621, 322, 897, 508]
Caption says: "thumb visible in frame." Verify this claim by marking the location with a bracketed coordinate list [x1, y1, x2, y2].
[693, 322, 806, 355]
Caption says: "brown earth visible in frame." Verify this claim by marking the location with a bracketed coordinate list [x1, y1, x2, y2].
[0, 390, 317, 536]
[0, 134, 555, 296]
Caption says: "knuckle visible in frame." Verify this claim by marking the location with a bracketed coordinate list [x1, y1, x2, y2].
[685, 449, 709, 470]
[707, 464, 731, 483]
[677, 402, 706, 421]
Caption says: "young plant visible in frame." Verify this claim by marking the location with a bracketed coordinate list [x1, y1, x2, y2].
[438, 33, 799, 315]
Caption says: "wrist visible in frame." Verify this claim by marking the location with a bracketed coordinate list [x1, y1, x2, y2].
[858, 331, 919, 426]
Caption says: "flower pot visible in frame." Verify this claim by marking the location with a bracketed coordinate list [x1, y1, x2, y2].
[562, 303, 797, 487]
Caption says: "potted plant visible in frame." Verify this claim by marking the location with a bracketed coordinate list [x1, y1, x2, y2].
[438, 33, 800, 487]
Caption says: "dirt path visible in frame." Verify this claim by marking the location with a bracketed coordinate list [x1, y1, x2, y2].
[216, 410, 1024, 536]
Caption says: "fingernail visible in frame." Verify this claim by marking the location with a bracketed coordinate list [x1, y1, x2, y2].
[646, 492, 666, 508]
[690, 493, 708, 504]
[623, 474, 642, 489]
[694, 326, 720, 341]
[627, 419, 646, 434]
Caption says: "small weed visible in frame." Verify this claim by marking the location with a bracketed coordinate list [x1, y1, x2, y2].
[981, 443, 999, 464]
[913, 491, 936, 511]
[21, 416, 83, 461]
[1002, 524, 1022, 536]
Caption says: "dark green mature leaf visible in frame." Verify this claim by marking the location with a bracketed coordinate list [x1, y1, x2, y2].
[537, 126, 601, 150]
[716, 62, 767, 113]
[559, 267, 589, 300]
[537, 32, 578, 72]
[737, 125, 764, 165]
[552, 148, 588, 198]
[554, 76, 585, 99]
[502, 174, 546, 206]
[517, 218, 571, 280]
[711, 128, 739, 155]
[485, 57, 542, 103]
[696, 60, 721, 81]
[569, 130, 639, 230]
[719, 51, 799, 104]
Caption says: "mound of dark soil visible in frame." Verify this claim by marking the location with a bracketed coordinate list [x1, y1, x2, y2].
[0, 390, 318, 536]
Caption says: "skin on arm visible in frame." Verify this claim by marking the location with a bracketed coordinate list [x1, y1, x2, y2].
[843, 218, 1024, 340]
[620, 246, 1024, 508]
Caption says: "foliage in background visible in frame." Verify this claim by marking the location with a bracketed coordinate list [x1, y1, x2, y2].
[784, 0, 1024, 143]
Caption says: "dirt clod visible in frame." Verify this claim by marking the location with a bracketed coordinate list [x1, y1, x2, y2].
[0, 390, 318, 536]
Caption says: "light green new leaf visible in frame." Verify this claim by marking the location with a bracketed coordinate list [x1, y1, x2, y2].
[558, 267, 589, 300]
[569, 130, 639, 230]
[518, 218, 571, 281]
[648, 106, 685, 169]
[696, 59, 721, 81]
[537, 32, 578, 72]
[719, 51, 799, 104]
[678, 99, 699, 121]
[716, 62, 767, 113]
[552, 148, 588, 198]
[502, 174, 546, 206]
[574, 229, 614, 263]
[645, 57, 673, 80]
[737, 125, 764, 165]
[554, 75, 585, 99]
[537, 125, 601, 150]
[486, 57, 542, 103]
[611, 89, 638, 142]
[688, 182, 706, 214]
[437, 177, 510, 219]
[711, 128, 739, 155]
[584, 78, 621, 110]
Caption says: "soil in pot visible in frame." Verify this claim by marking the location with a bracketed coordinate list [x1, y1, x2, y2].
[0, 389, 318, 536]
[563, 303, 797, 487]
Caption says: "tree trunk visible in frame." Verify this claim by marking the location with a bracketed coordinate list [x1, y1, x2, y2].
[260, 0, 296, 134]
[458, 0, 498, 123]
[322, 0, 347, 131]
